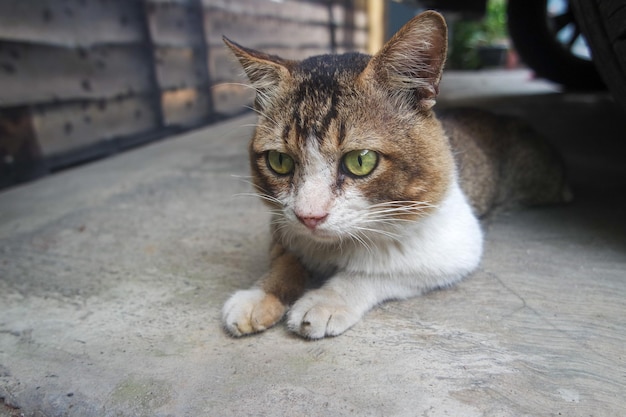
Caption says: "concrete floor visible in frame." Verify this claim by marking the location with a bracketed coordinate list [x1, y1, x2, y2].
[1, 70, 625, 416]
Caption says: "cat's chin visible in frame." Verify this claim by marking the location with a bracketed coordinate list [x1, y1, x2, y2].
[305, 230, 340, 243]
[292, 225, 342, 244]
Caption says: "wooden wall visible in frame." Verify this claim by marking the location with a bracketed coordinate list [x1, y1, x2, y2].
[0, 0, 368, 188]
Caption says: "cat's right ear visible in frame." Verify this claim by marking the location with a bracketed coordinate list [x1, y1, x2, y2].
[223, 37, 292, 108]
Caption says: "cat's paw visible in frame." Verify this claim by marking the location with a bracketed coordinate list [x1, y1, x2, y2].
[287, 289, 362, 339]
[222, 289, 286, 337]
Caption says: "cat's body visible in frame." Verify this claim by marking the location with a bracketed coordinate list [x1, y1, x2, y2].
[439, 109, 569, 217]
[221, 11, 568, 339]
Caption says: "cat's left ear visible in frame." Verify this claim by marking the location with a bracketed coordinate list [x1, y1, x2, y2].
[223, 37, 293, 108]
[363, 11, 448, 111]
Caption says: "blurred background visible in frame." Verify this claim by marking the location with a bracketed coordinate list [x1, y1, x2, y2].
[0, 0, 623, 190]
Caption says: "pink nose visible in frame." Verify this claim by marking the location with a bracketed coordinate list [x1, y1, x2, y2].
[296, 213, 328, 230]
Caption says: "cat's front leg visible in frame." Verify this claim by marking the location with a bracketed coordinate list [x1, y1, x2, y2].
[222, 242, 308, 336]
[287, 273, 391, 339]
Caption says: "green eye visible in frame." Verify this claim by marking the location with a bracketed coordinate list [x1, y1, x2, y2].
[267, 150, 294, 175]
[342, 150, 378, 177]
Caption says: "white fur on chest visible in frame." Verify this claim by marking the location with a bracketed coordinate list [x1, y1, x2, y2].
[282, 180, 483, 293]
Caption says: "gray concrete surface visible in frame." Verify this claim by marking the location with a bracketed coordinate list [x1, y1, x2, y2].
[1, 70, 625, 416]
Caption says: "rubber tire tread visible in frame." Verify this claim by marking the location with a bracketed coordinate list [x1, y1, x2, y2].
[507, 0, 605, 89]
[571, 0, 626, 113]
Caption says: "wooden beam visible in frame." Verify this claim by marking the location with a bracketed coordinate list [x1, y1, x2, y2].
[367, 0, 387, 54]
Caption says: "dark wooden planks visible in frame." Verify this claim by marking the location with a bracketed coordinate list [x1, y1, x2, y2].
[0, 0, 368, 187]
[0, 42, 153, 107]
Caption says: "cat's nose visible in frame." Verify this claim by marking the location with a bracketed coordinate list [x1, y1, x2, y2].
[296, 213, 328, 230]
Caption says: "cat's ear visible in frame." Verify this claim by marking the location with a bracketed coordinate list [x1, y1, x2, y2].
[363, 11, 448, 111]
[223, 37, 292, 108]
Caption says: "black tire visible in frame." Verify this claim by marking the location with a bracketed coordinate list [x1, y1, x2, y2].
[507, 0, 605, 89]
[570, 0, 626, 113]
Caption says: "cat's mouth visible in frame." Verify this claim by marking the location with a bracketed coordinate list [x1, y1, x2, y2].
[292, 221, 343, 243]
[300, 226, 338, 241]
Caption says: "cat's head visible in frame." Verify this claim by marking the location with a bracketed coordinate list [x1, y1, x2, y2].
[226, 11, 454, 244]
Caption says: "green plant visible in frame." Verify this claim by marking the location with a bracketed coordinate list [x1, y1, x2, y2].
[480, 0, 508, 45]
[447, 0, 508, 69]
[449, 20, 483, 69]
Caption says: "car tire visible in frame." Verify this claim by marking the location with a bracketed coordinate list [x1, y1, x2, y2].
[507, 0, 605, 89]
[570, 0, 626, 112]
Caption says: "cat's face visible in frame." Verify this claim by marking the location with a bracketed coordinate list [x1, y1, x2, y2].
[227, 12, 453, 244]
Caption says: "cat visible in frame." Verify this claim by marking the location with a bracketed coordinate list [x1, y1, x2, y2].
[221, 11, 569, 339]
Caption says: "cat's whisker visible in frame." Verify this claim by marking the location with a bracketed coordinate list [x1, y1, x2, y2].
[354, 226, 403, 242]
[233, 190, 284, 213]
[336, 235, 347, 255]
[230, 176, 280, 203]
[360, 217, 420, 225]
[364, 201, 437, 223]
[270, 221, 289, 235]
[212, 82, 274, 115]
[232, 190, 271, 201]
[348, 231, 374, 255]
[368, 200, 438, 210]
[230, 175, 258, 191]
[371, 204, 436, 213]
[269, 216, 290, 234]
[268, 214, 285, 222]
[232, 192, 261, 199]
[213, 82, 277, 110]
[255, 194, 283, 206]
[213, 81, 256, 91]
[243, 105, 280, 129]
[239, 122, 276, 136]
[363, 210, 427, 221]
[239, 123, 271, 132]
[363, 211, 424, 221]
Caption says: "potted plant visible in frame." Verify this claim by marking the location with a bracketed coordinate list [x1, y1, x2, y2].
[448, 0, 509, 69]
[476, 0, 509, 67]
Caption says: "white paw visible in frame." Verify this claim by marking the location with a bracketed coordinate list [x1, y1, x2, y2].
[287, 289, 363, 339]
[222, 288, 286, 337]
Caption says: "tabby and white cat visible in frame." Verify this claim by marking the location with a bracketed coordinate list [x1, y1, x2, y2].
[222, 11, 568, 339]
